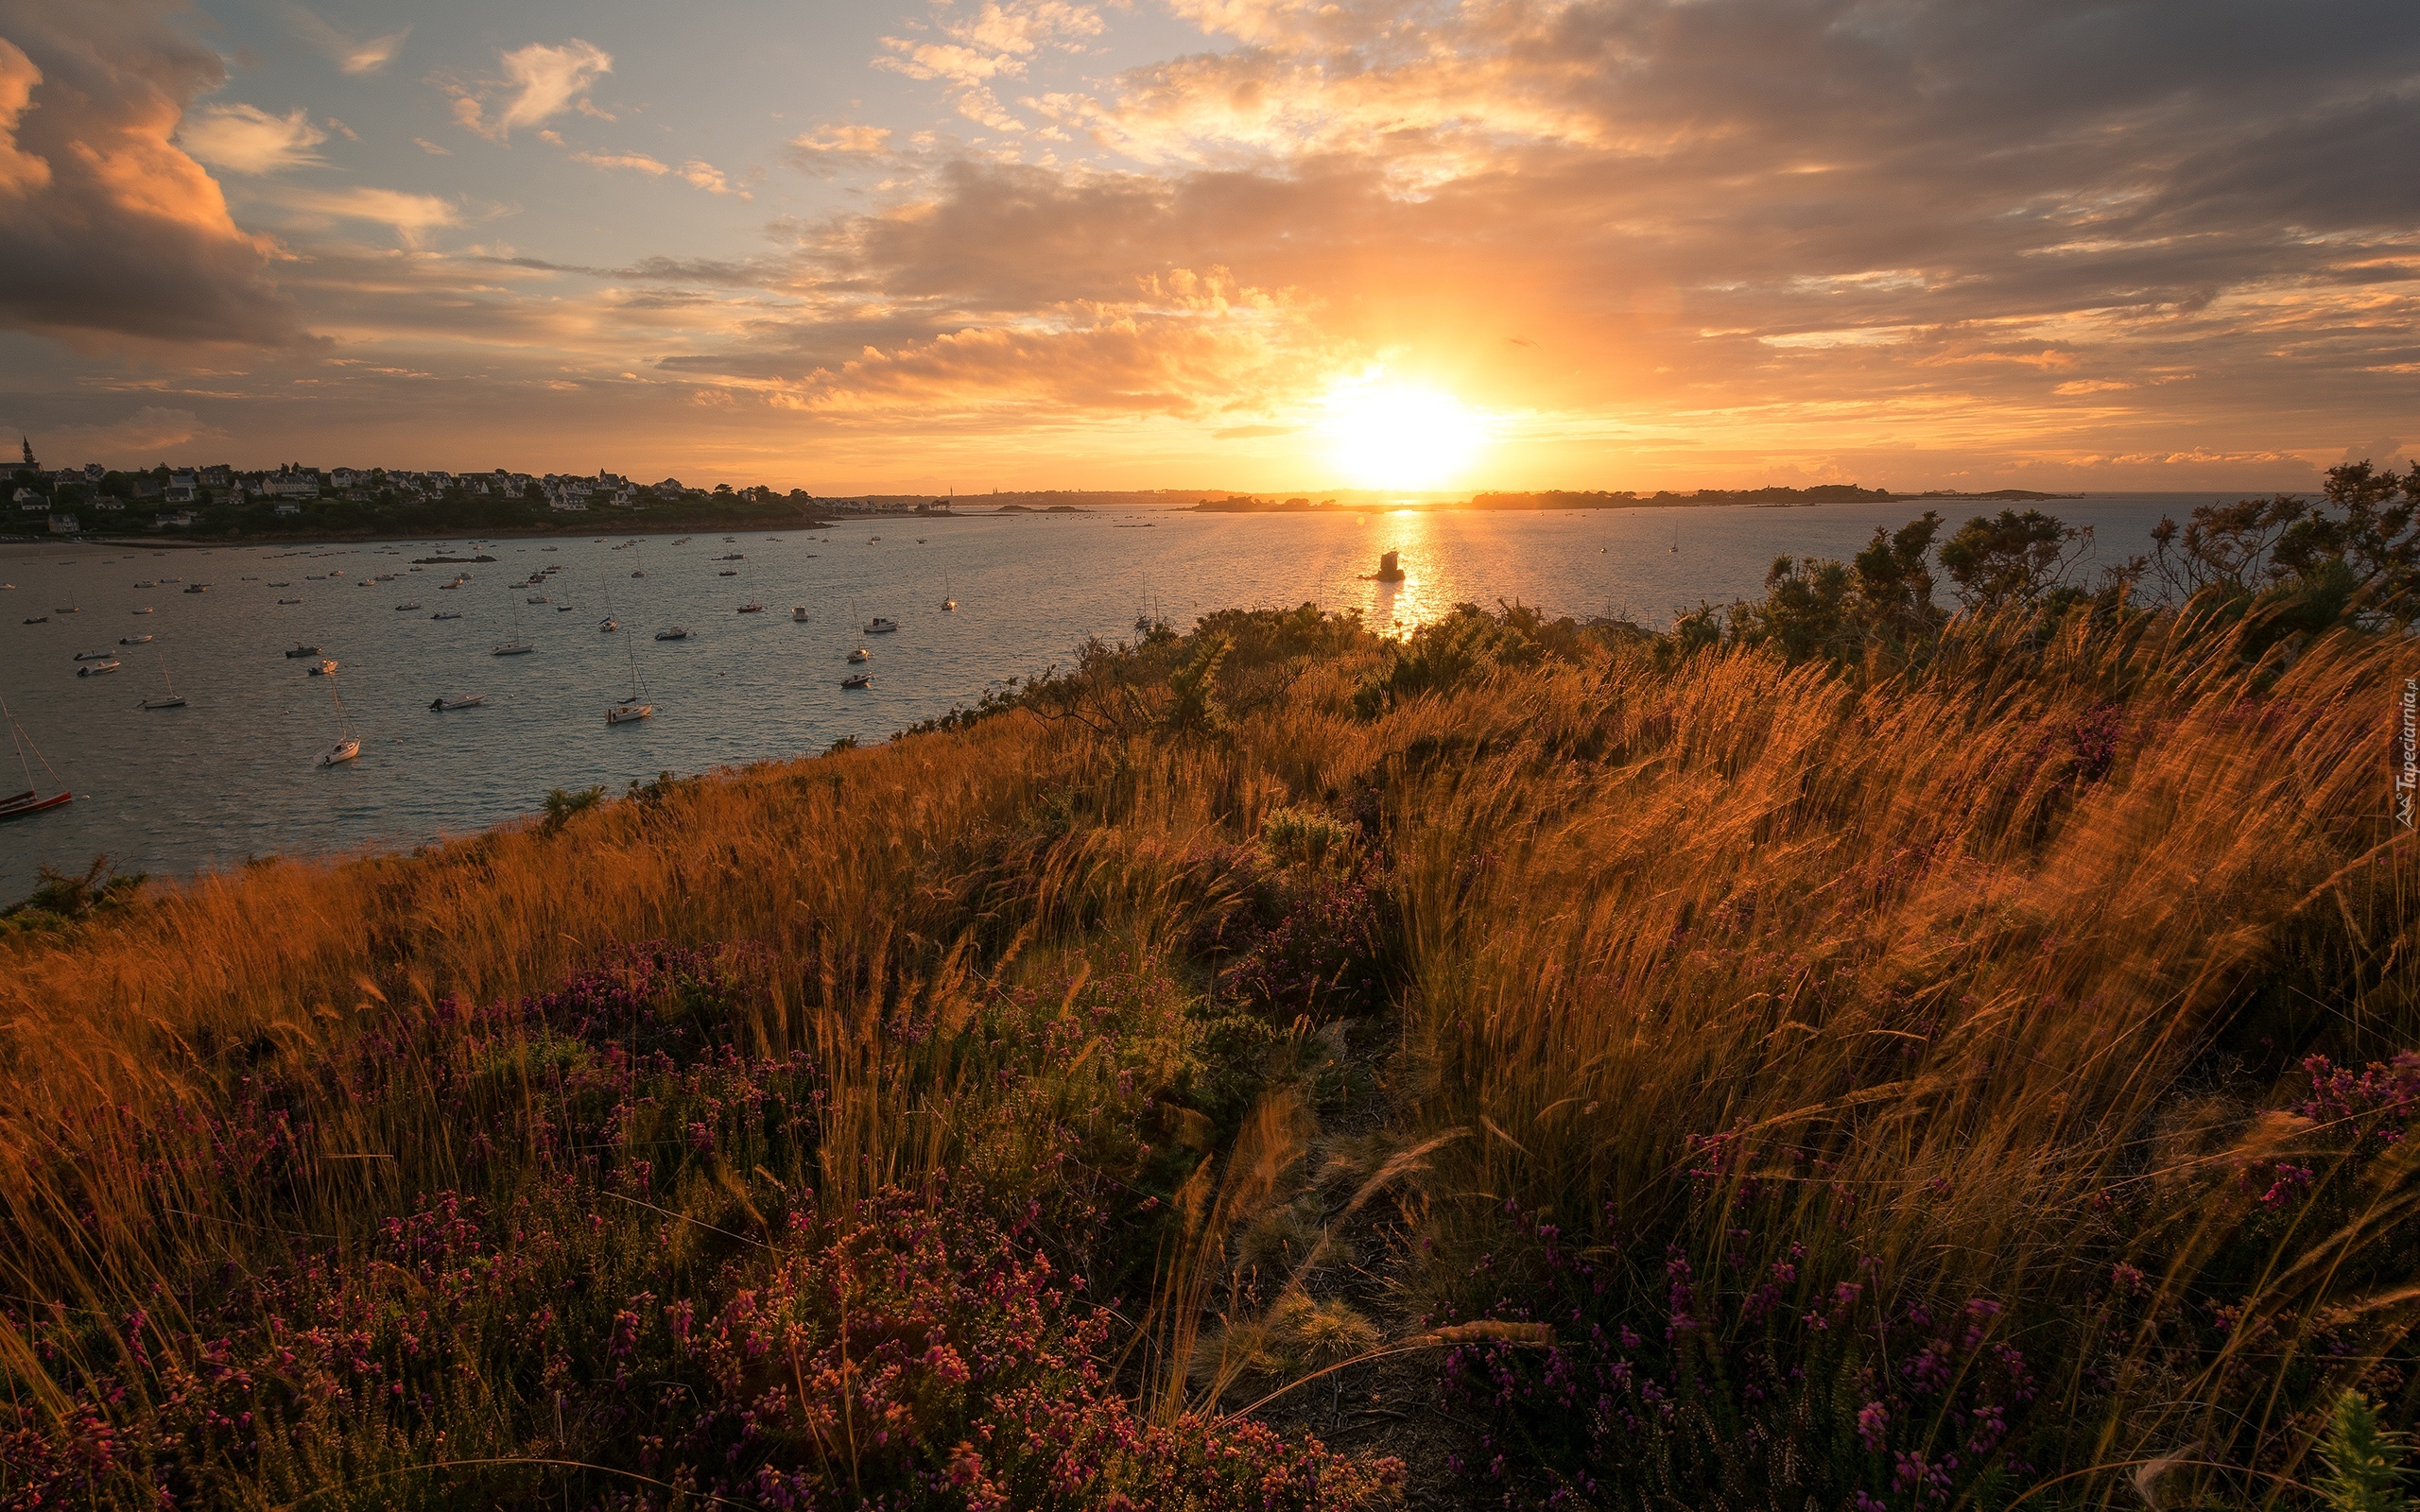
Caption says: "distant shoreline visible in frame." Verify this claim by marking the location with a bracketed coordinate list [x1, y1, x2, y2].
[1191, 487, 2085, 514]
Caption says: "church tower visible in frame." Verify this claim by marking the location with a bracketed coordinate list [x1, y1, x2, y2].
[19, 437, 33, 471]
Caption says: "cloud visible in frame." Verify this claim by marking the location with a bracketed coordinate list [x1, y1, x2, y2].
[573, 149, 671, 176]
[275, 185, 459, 246]
[0, 38, 49, 195]
[876, 1, 1104, 132]
[283, 4, 408, 75]
[453, 40, 614, 141]
[413, 137, 450, 155]
[679, 160, 745, 197]
[43, 404, 220, 459]
[0, 0, 302, 344]
[177, 104, 329, 174]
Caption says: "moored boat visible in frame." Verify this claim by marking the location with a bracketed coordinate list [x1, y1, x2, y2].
[841, 671, 872, 689]
[429, 694, 487, 711]
[654, 627, 689, 641]
[76, 660, 122, 677]
[865, 616, 899, 633]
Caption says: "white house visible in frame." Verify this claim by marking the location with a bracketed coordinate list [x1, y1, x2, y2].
[13, 486, 44, 511]
[273, 501, 302, 517]
[262, 470, 320, 501]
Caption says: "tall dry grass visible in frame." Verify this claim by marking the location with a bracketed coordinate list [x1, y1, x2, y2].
[1, 594, 2413, 1507]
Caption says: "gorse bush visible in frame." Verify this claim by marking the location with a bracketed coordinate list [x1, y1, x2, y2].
[2, 502, 2415, 1508]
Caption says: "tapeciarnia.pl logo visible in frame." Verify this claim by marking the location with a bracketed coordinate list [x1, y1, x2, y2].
[2400, 675, 2417, 830]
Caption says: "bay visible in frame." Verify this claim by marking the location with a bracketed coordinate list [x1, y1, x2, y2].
[0, 492, 2234, 890]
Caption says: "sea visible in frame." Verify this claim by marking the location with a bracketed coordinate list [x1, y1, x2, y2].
[0, 493, 2247, 892]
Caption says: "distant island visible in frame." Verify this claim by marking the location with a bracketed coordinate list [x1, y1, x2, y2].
[1192, 485, 2080, 513]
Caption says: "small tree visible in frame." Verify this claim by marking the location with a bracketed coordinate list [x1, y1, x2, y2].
[1938, 508, 2091, 610]
[1852, 509, 1945, 638]
[2272, 460, 2420, 611]
[2149, 494, 2308, 598]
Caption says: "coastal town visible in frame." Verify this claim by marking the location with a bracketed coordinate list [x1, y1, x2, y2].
[2, 438, 871, 540]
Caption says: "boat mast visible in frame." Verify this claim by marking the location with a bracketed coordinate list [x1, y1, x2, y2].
[1, 693, 63, 793]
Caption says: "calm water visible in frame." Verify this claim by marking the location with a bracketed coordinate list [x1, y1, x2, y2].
[0, 494, 2221, 890]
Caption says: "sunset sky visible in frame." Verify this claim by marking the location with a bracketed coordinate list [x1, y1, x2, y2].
[0, 0, 2412, 493]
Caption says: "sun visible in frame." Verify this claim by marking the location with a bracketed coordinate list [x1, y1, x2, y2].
[1318, 376, 1488, 491]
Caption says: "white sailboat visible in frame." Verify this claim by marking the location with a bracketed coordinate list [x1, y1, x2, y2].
[139, 651, 185, 709]
[318, 675, 360, 766]
[493, 593, 533, 655]
[0, 693, 72, 819]
[608, 616, 654, 724]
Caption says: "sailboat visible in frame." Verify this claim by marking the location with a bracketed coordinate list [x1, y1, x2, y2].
[942, 574, 957, 611]
[139, 652, 185, 709]
[318, 675, 360, 765]
[0, 694, 72, 818]
[1668, 521, 1679, 555]
[608, 616, 655, 724]
[493, 593, 533, 655]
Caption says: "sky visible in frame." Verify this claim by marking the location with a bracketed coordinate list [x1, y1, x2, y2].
[0, 0, 2412, 494]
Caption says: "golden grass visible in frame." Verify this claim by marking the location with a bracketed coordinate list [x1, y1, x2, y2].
[2, 599, 2414, 1503]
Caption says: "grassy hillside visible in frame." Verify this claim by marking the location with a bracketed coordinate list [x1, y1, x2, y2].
[3, 500, 2417, 1508]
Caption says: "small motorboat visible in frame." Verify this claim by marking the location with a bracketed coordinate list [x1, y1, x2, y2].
[841, 672, 872, 689]
[429, 694, 487, 711]
[527, 594, 549, 604]
[278, 598, 302, 605]
[717, 569, 738, 577]
[737, 601, 764, 613]
[717, 553, 744, 560]
[77, 660, 122, 678]
[599, 617, 618, 632]
[119, 634, 152, 645]
[431, 610, 462, 620]
[131, 606, 153, 615]
[285, 643, 321, 658]
[21, 615, 45, 624]
[396, 600, 421, 610]
[654, 627, 689, 642]
[268, 580, 290, 587]
[556, 603, 575, 612]
[75, 649, 114, 661]
[308, 659, 338, 676]
[134, 580, 154, 589]
[865, 617, 899, 634]
[848, 646, 870, 662]
[792, 607, 811, 622]
[631, 570, 646, 578]
[183, 583, 208, 593]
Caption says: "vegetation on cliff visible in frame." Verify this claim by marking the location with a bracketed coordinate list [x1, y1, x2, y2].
[3, 479, 2416, 1509]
